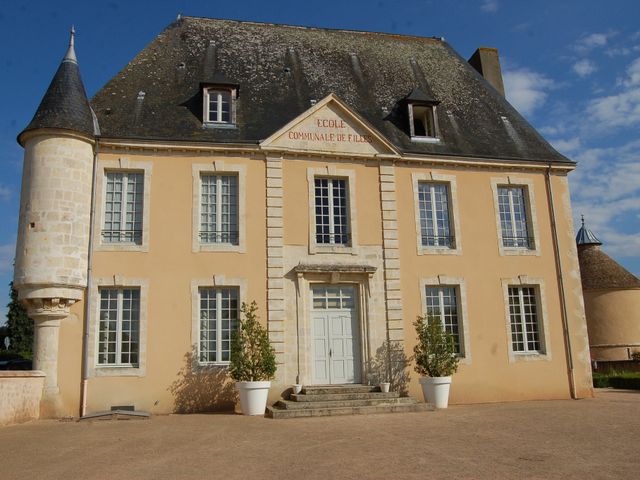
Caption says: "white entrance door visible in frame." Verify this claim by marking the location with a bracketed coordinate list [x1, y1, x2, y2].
[311, 285, 361, 384]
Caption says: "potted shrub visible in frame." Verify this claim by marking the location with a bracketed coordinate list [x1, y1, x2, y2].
[413, 314, 459, 409]
[229, 301, 277, 415]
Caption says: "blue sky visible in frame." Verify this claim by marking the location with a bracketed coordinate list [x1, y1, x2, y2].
[1, 0, 639, 321]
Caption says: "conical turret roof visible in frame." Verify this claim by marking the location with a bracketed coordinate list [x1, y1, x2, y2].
[575, 215, 602, 246]
[576, 217, 640, 290]
[18, 27, 95, 145]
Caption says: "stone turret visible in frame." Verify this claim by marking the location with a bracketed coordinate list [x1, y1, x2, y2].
[14, 28, 97, 416]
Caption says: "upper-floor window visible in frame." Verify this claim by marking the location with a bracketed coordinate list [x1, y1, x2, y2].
[425, 286, 464, 356]
[498, 186, 532, 248]
[314, 177, 350, 245]
[198, 287, 239, 364]
[508, 286, 543, 354]
[203, 88, 235, 125]
[200, 174, 239, 245]
[418, 182, 454, 248]
[409, 104, 438, 139]
[97, 287, 140, 366]
[102, 171, 144, 244]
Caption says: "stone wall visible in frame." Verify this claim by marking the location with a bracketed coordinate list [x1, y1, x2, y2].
[0, 371, 45, 426]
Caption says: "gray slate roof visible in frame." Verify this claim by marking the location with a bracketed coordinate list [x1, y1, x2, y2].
[91, 16, 570, 164]
[19, 50, 95, 145]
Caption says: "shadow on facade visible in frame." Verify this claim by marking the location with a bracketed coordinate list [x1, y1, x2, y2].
[168, 348, 237, 413]
[367, 340, 411, 396]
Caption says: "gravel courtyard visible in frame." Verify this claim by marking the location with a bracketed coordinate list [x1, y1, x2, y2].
[1, 389, 638, 480]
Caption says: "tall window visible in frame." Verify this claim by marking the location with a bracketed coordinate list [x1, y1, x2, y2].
[498, 186, 531, 248]
[200, 174, 239, 245]
[425, 286, 462, 355]
[102, 171, 144, 244]
[205, 89, 232, 124]
[199, 287, 239, 364]
[508, 286, 542, 353]
[315, 177, 349, 245]
[418, 182, 453, 248]
[97, 288, 140, 366]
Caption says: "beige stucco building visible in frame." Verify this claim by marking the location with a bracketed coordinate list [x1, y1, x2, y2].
[14, 17, 593, 418]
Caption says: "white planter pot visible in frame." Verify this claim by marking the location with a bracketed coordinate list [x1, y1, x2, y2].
[292, 384, 303, 395]
[379, 382, 391, 393]
[236, 381, 271, 415]
[419, 376, 452, 409]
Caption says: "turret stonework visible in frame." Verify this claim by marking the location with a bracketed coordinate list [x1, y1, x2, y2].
[14, 29, 95, 416]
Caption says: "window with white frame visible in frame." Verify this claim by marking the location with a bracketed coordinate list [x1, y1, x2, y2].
[102, 171, 144, 244]
[198, 287, 239, 364]
[425, 286, 463, 355]
[204, 88, 233, 124]
[508, 286, 542, 353]
[418, 182, 454, 248]
[409, 104, 438, 139]
[200, 174, 239, 245]
[97, 288, 140, 366]
[498, 186, 532, 248]
[314, 177, 350, 245]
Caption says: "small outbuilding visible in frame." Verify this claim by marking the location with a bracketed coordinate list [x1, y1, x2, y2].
[576, 218, 640, 361]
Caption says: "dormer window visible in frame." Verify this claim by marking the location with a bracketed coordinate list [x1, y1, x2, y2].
[404, 87, 440, 143]
[409, 104, 437, 139]
[203, 87, 236, 126]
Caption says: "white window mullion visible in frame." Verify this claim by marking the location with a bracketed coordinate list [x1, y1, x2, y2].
[518, 287, 528, 353]
[328, 179, 336, 244]
[116, 290, 123, 365]
[215, 289, 222, 363]
[508, 189, 518, 243]
[215, 176, 222, 240]
[430, 185, 440, 241]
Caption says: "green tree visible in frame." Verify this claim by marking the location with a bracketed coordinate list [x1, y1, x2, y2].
[5, 282, 33, 358]
[229, 301, 277, 382]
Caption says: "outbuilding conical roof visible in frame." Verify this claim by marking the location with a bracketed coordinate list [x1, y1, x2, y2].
[576, 217, 640, 290]
[18, 28, 95, 145]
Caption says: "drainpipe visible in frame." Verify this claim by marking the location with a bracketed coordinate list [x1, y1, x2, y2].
[80, 140, 99, 417]
[545, 163, 577, 399]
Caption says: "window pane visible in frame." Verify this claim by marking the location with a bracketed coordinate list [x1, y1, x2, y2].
[509, 286, 541, 353]
[315, 178, 349, 245]
[102, 171, 143, 245]
[499, 187, 530, 248]
[425, 286, 461, 354]
[97, 287, 140, 366]
[200, 174, 239, 245]
[418, 182, 452, 248]
[199, 287, 239, 363]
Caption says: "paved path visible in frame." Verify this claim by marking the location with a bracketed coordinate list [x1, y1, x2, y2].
[1, 390, 638, 479]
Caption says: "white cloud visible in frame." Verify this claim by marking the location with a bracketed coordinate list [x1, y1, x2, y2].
[583, 57, 640, 130]
[550, 137, 581, 154]
[0, 244, 15, 276]
[623, 57, 640, 87]
[503, 68, 554, 117]
[481, 0, 499, 13]
[0, 185, 11, 201]
[572, 59, 597, 78]
[574, 32, 615, 53]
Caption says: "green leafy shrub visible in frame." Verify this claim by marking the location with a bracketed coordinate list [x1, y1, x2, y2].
[413, 314, 459, 377]
[229, 301, 277, 382]
[592, 371, 640, 390]
[631, 351, 640, 361]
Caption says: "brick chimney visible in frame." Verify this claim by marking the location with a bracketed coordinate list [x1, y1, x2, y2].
[468, 47, 505, 97]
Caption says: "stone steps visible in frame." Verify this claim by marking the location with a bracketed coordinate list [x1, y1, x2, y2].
[267, 384, 431, 419]
[290, 391, 399, 402]
[276, 396, 415, 410]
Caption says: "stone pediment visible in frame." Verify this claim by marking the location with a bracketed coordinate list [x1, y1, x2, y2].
[260, 94, 399, 157]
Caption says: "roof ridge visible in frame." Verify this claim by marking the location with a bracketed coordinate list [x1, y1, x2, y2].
[179, 15, 445, 44]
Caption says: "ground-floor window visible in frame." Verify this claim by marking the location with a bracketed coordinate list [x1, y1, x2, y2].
[98, 288, 140, 366]
[508, 286, 542, 353]
[198, 287, 239, 364]
[424, 286, 463, 355]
